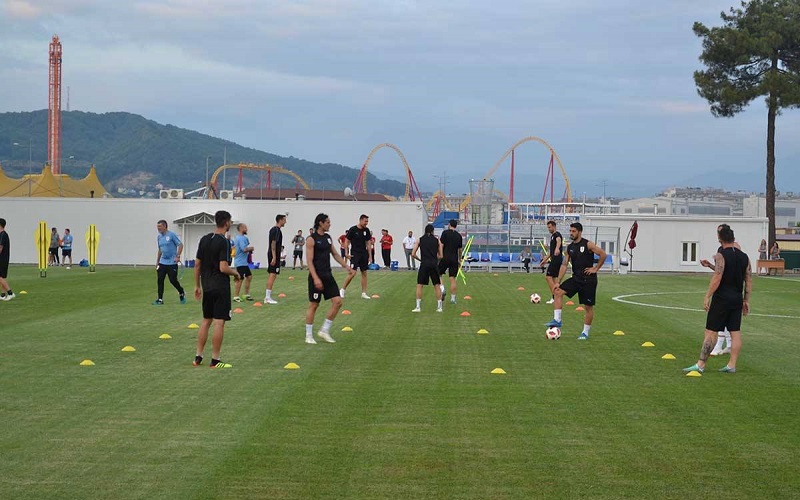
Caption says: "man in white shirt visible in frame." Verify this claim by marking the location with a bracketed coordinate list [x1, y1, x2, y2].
[402, 230, 417, 270]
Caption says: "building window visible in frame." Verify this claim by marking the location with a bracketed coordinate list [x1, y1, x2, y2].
[682, 242, 698, 264]
[599, 241, 616, 255]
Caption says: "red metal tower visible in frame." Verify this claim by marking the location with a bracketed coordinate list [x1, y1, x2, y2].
[48, 35, 63, 175]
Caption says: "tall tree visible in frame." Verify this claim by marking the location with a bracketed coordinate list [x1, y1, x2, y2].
[694, 0, 800, 247]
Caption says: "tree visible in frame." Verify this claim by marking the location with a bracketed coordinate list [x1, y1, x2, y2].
[694, 0, 800, 247]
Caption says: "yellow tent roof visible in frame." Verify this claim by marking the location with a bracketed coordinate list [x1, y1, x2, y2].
[0, 164, 109, 198]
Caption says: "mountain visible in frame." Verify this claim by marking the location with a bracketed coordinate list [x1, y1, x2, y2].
[0, 110, 406, 196]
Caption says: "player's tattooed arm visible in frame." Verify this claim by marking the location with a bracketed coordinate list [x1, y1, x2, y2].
[743, 261, 752, 315]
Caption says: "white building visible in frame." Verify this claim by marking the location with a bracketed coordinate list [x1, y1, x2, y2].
[618, 197, 734, 216]
[743, 196, 800, 228]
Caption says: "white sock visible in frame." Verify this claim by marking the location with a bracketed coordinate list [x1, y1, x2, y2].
[451, 294, 456, 301]
[416, 299, 421, 308]
[305, 324, 313, 337]
[266, 289, 272, 299]
[723, 328, 731, 348]
[713, 331, 725, 351]
[322, 319, 333, 332]
[554, 309, 562, 322]
[583, 324, 591, 335]
[437, 300, 443, 309]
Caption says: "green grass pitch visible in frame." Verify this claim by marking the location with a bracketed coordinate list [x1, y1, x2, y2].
[1, 265, 798, 499]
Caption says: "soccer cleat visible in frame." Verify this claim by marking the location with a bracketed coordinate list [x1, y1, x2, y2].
[210, 361, 233, 369]
[265, 298, 278, 305]
[411, 307, 421, 313]
[719, 365, 736, 373]
[577, 332, 589, 340]
[545, 319, 562, 328]
[361, 292, 371, 300]
[436, 307, 443, 313]
[233, 296, 242, 303]
[682, 363, 705, 373]
[339, 288, 345, 298]
[245, 295, 253, 301]
[5, 292, 14, 300]
[179, 294, 186, 304]
[152, 299, 164, 305]
[193, 356, 203, 367]
[709, 346, 722, 356]
[0, 295, 7, 301]
[317, 330, 336, 343]
[546, 299, 555, 304]
[720, 347, 731, 355]
[305, 337, 317, 345]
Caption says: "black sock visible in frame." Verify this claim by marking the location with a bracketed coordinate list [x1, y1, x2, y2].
[194, 355, 203, 364]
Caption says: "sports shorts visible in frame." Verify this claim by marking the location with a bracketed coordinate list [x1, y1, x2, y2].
[350, 252, 369, 272]
[236, 265, 252, 278]
[202, 288, 232, 321]
[417, 262, 441, 286]
[438, 257, 460, 278]
[559, 276, 597, 306]
[706, 299, 743, 332]
[546, 257, 563, 277]
[308, 273, 339, 303]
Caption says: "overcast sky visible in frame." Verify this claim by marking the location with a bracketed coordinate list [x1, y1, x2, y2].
[1, 0, 798, 198]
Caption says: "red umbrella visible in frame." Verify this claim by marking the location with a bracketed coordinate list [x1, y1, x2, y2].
[628, 221, 638, 250]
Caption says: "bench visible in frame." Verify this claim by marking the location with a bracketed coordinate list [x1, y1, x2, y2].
[757, 259, 784, 276]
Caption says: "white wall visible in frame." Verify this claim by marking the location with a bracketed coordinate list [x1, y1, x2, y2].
[583, 214, 768, 272]
[0, 197, 427, 265]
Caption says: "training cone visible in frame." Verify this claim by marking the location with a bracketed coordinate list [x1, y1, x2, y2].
[460, 311, 471, 317]
[341, 326, 353, 332]
[121, 346, 136, 352]
[342, 309, 352, 315]
[641, 342, 655, 347]
[686, 370, 702, 377]
[233, 308, 244, 313]
[79, 359, 95, 366]
[284, 362, 300, 370]
[159, 334, 172, 340]
[278, 293, 286, 298]
[477, 328, 489, 334]
[371, 294, 380, 298]
[490, 368, 506, 374]
[493, 273, 499, 276]
[517, 286, 525, 291]
[575, 306, 585, 312]
[253, 302, 263, 307]
[19, 290, 28, 294]
[613, 330, 625, 336]
[188, 323, 199, 329]
[464, 295, 472, 300]
[288, 276, 295, 281]
[566, 300, 575, 306]
[662, 353, 676, 360]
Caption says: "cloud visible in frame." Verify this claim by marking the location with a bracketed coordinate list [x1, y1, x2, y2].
[3, 0, 41, 18]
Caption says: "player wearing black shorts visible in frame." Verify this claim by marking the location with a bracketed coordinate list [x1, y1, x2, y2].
[683, 225, 751, 374]
[264, 214, 286, 304]
[541, 220, 563, 304]
[438, 219, 463, 305]
[291, 230, 305, 269]
[193, 210, 240, 368]
[546, 222, 607, 340]
[340, 214, 373, 299]
[0, 218, 15, 301]
[411, 224, 443, 312]
[305, 213, 353, 344]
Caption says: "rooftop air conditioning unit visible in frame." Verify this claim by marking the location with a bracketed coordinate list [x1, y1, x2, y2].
[169, 189, 184, 199]
[159, 190, 170, 199]
[219, 190, 235, 200]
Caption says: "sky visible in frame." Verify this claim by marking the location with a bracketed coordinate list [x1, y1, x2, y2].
[1, 0, 799, 199]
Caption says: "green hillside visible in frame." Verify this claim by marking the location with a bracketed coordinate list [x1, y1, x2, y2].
[0, 110, 406, 196]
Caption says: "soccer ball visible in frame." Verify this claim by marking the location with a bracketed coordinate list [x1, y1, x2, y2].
[530, 293, 541, 304]
[545, 327, 561, 340]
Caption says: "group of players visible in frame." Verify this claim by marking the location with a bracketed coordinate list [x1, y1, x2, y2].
[157, 210, 752, 374]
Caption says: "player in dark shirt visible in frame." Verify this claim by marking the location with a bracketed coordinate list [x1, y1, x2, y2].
[546, 222, 607, 340]
[193, 210, 240, 368]
[305, 213, 354, 344]
[264, 214, 286, 304]
[540, 220, 563, 304]
[411, 224, 444, 312]
[684, 225, 751, 374]
[0, 218, 14, 301]
[437, 219, 463, 305]
[340, 214, 373, 299]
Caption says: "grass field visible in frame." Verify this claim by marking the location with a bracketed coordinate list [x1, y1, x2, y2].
[1, 265, 798, 499]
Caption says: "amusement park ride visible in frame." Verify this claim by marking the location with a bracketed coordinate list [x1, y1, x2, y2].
[203, 137, 572, 222]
